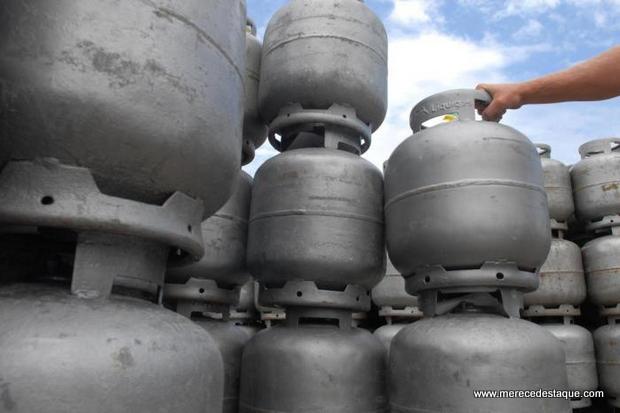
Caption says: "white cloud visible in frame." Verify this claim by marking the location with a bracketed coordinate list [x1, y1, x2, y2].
[243, 0, 620, 174]
[389, 0, 443, 27]
[513, 19, 544, 39]
[363, 31, 514, 168]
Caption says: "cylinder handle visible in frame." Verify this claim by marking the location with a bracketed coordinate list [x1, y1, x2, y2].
[246, 18, 257, 36]
[535, 143, 552, 159]
[579, 138, 620, 159]
[409, 89, 492, 133]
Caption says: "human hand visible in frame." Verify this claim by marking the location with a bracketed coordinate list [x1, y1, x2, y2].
[475, 83, 524, 122]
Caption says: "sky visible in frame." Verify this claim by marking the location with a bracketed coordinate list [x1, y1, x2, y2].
[245, 0, 620, 174]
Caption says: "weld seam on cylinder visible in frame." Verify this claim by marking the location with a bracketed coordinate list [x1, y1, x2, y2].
[573, 180, 620, 192]
[152, 6, 244, 83]
[385, 179, 546, 210]
[539, 271, 584, 275]
[389, 400, 438, 413]
[264, 34, 387, 63]
[565, 361, 596, 365]
[250, 209, 384, 224]
[214, 213, 249, 224]
[585, 268, 620, 275]
[238, 401, 289, 413]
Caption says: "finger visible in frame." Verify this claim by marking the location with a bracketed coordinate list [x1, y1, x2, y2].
[482, 102, 503, 122]
[475, 84, 490, 93]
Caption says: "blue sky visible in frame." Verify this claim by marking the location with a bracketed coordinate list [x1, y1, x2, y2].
[245, 0, 620, 173]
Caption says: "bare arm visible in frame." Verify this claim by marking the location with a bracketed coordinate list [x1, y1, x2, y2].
[476, 46, 620, 121]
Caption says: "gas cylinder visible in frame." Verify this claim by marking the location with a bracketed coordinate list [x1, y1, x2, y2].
[193, 318, 255, 413]
[594, 317, 620, 408]
[571, 138, 620, 229]
[167, 171, 252, 288]
[374, 323, 407, 355]
[372, 256, 422, 319]
[541, 321, 598, 409]
[258, 0, 388, 131]
[524, 237, 586, 310]
[247, 148, 384, 293]
[242, 19, 268, 165]
[0, 283, 224, 413]
[581, 227, 620, 308]
[239, 308, 387, 413]
[0, 0, 246, 214]
[372, 257, 420, 310]
[389, 311, 571, 413]
[385, 89, 550, 303]
[536, 144, 574, 229]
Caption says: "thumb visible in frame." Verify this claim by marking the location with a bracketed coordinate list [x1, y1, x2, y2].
[481, 100, 505, 122]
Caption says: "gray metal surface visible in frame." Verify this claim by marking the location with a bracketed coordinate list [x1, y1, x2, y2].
[409, 263, 539, 317]
[257, 280, 372, 312]
[164, 278, 240, 317]
[524, 237, 586, 308]
[242, 19, 268, 165]
[0, 160, 205, 260]
[258, 0, 388, 131]
[389, 312, 571, 413]
[582, 229, 620, 308]
[167, 172, 252, 287]
[247, 148, 385, 292]
[536, 144, 575, 229]
[571, 138, 620, 228]
[372, 257, 419, 308]
[0, 0, 246, 214]
[386, 89, 550, 294]
[374, 323, 408, 355]
[194, 318, 254, 413]
[239, 308, 388, 413]
[541, 320, 598, 409]
[594, 318, 620, 408]
[230, 280, 258, 320]
[0, 283, 224, 413]
[268, 103, 373, 154]
[71, 233, 168, 300]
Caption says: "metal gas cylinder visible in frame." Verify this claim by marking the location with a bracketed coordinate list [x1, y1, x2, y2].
[239, 308, 388, 413]
[231, 280, 258, 319]
[594, 317, 620, 408]
[0, 0, 246, 213]
[536, 144, 575, 229]
[242, 19, 268, 165]
[168, 171, 252, 288]
[372, 256, 422, 318]
[540, 320, 598, 409]
[193, 318, 255, 413]
[571, 138, 620, 230]
[0, 283, 224, 413]
[374, 323, 407, 355]
[581, 227, 620, 309]
[258, 0, 388, 132]
[385, 89, 550, 311]
[247, 148, 384, 302]
[524, 237, 586, 311]
[389, 311, 571, 413]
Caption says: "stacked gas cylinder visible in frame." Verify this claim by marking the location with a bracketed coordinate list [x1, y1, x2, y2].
[384, 90, 572, 412]
[571, 139, 620, 410]
[161, 18, 268, 402]
[0, 1, 255, 412]
[523, 144, 598, 410]
[239, 1, 389, 412]
[372, 256, 423, 354]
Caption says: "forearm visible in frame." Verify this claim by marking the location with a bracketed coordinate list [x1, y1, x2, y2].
[517, 46, 620, 104]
